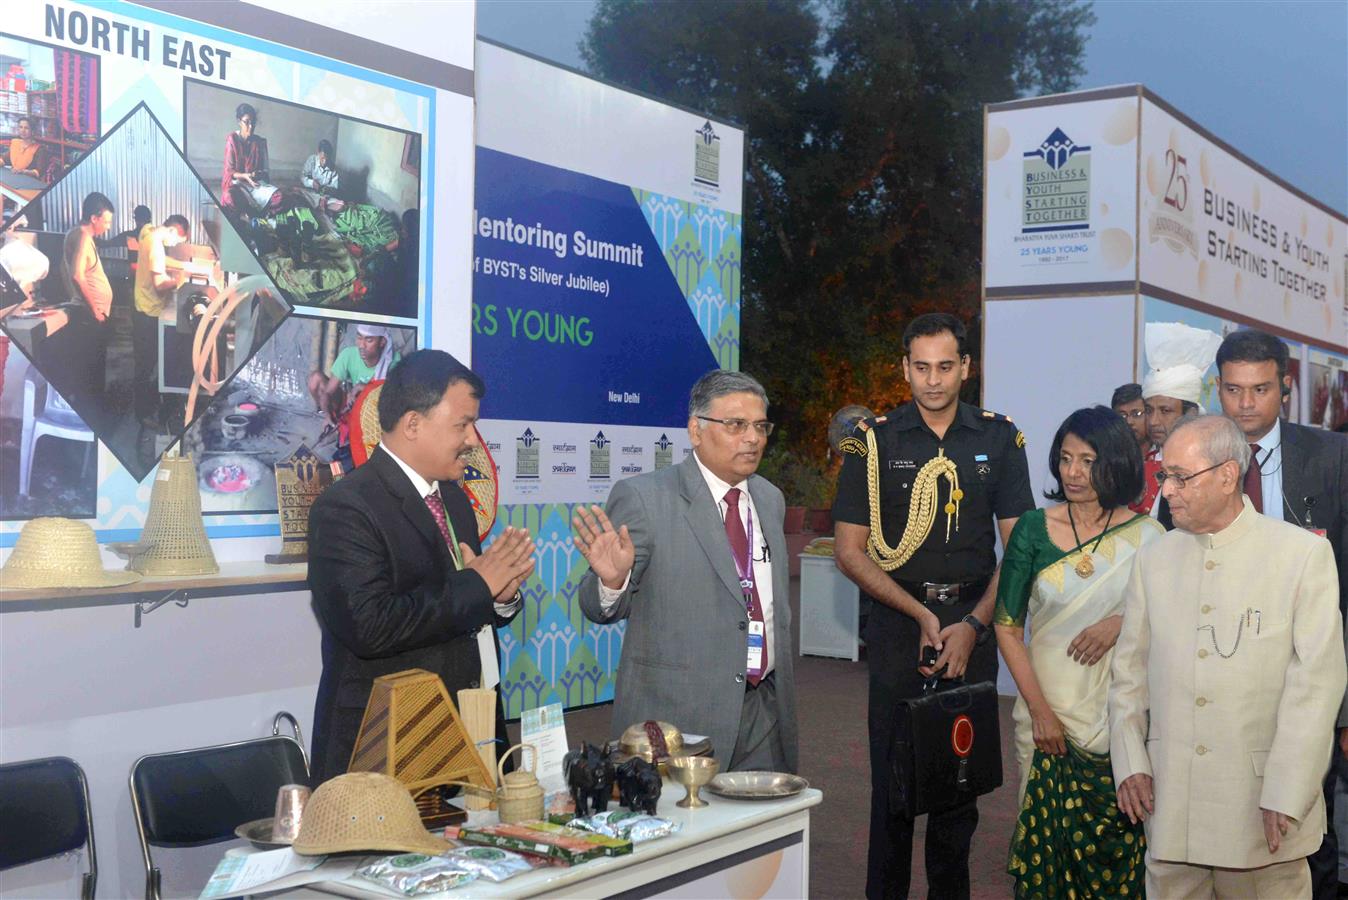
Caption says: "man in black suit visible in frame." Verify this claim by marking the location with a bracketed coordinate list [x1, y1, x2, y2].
[1217, 328, 1348, 900]
[307, 349, 536, 782]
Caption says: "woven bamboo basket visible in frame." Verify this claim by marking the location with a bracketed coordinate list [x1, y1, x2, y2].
[129, 454, 219, 575]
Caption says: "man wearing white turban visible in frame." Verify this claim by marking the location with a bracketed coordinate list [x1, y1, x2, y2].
[308, 322, 402, 464]
[1141, 322, 1223, 526]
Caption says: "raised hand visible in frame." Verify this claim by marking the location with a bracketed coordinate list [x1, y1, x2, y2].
[461, 526, 535, 600]
[572, 504, 634, 590]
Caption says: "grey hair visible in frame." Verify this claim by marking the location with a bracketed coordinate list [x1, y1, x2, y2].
[1167, 413, 1250, 480]
[688, 369, 769, 418]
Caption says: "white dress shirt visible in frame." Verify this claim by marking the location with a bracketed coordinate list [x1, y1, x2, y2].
[598, 450, 776, 676]
[1249, 418, 1284, 522]
[378, 443, 516, 688]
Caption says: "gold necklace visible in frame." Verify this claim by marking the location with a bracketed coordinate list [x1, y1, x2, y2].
[1067, 504, 1113, 579]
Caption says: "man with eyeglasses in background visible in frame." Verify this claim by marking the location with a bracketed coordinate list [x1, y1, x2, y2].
[1111, 413, 1345, 897]
[574, 369, 799, 774]
[1113, 382, 1162, 515]
[832, 312, 1034, 899]
[1215, 327, 1348, 899]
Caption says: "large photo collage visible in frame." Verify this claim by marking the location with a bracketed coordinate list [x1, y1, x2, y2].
[0, 35, 423, 521]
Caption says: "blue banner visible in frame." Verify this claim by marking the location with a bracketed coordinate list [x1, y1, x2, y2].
[472, 148, 720, 426]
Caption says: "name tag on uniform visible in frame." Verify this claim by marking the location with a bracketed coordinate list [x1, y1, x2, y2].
[746, 620, 765, 676]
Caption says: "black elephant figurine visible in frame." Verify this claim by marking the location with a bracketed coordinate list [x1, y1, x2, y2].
[562, 741, 613, 817]
[615, 757, 662, 815]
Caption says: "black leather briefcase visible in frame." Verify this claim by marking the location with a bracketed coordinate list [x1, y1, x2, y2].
[889, 678, 1002, 819]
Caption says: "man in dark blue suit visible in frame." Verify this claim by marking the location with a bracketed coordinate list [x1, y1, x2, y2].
[1217, 328, 1348, 899]
[307, 350, 535, 782]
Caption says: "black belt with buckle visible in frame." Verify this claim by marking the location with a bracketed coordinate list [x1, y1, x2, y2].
[897, 578, 991, 607]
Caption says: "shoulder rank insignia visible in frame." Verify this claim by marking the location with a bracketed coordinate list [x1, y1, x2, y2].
[839, 436, 867, 457]
[1015, 430, 1026, 448]
[981, 408, 1015, 425]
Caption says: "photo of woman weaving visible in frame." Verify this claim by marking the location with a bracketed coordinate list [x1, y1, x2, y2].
[185, 81, 421, 320]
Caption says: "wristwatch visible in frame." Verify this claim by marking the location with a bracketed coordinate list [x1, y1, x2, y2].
[962, 614, 991, 646]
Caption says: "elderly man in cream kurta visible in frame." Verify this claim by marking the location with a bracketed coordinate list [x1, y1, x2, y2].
[1110, 414, 1346, 898]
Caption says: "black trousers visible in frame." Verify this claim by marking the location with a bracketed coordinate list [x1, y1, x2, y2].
[865, 599, 999, 900]
[131, 307, 159, 422]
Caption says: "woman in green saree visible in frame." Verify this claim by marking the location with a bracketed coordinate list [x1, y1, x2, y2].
[995, 406, 1165, 898]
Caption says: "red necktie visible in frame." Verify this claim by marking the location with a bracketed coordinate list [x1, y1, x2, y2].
[424, 492, 462, 567]
[1244, 444, 1263, 514]
[723, 488, 766, 684]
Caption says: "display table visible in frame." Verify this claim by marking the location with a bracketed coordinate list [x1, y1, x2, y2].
[296, 786, 821, 899]
[798, 554, 860, 661]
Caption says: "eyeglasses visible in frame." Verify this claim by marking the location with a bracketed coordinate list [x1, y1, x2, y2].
[696, 416, 775, 436]
[1118, 409, 1144, 420]
[1154, 460, 1229, 490]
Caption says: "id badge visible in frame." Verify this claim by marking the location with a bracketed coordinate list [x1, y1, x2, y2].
[746, 620, 765, 675]
[1307, 526, 1328, 539]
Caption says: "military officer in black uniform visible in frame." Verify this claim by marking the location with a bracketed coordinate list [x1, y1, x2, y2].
[833, 312, 1034, 899]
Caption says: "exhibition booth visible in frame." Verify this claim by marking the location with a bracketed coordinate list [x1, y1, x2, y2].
[1, 3, 817, 898]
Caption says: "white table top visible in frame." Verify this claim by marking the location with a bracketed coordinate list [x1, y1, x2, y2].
[305, 783, 821, 899]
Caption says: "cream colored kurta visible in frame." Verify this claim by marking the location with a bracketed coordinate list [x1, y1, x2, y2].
[1109, 497, 1345, 869]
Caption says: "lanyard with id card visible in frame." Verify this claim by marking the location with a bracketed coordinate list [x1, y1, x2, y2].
[731, 507, 766, 681]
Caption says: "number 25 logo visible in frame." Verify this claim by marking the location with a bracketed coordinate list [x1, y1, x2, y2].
[1164, 148, 1189, 211]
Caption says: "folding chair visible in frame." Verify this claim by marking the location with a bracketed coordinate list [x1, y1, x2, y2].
[0, 755, 98, 899]
[129, 712, 308, 900]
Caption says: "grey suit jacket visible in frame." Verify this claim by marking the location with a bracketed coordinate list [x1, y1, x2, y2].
[578, 454, 799, 772]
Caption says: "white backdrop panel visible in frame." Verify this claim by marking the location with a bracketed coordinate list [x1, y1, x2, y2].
[985, 96, 1140, 291]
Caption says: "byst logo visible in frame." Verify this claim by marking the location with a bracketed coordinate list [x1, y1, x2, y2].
[1022, 127, 1091, 233]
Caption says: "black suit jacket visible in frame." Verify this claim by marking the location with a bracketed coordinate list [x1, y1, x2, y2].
[1281, 422, 1348, 612]
[307, 446, 516, 782]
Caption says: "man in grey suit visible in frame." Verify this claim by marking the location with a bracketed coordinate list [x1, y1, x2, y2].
[574, 370, 798, 772]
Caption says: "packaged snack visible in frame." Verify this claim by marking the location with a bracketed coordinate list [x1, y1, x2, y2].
[458, 820, 632, 864]
[356, 853, 476, 895]
[567, 810, 682, 843]
[444, 846, 534, 882]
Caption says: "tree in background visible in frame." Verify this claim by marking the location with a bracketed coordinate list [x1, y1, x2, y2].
[581, 0, 1094, 477]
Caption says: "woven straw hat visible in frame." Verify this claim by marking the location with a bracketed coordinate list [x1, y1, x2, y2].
[291, 772, 449, 856]
[0, 518, 141, 590]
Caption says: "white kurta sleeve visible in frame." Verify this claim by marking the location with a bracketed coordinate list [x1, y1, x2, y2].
[1110, 552, 1154, 784]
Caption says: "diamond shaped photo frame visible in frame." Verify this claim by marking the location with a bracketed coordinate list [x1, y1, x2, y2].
[0, 101, 292, 482]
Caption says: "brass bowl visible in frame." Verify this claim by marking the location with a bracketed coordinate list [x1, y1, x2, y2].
[617, 720, 685, 762]
[666, 754, 719, 809]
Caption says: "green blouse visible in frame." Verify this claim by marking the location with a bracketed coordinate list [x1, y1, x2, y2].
[994, 508, 1150, 627]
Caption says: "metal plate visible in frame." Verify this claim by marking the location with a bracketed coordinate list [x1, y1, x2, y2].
[234, 817, 291, 850]
[705, 771, 810, 800]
